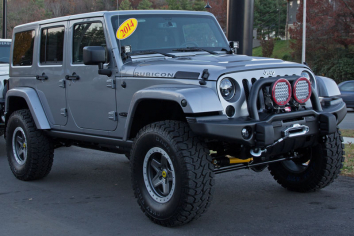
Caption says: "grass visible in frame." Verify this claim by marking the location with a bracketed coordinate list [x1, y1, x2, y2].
[252, 40, 295, 61]
[340, 129, 354, 138]
[342, 144, 354, 177]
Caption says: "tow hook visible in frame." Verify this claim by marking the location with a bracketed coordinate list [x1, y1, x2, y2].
[250, 137, 285, 157]
[250, 148, 267, 157]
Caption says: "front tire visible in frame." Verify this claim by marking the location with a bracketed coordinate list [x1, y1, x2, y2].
[130, 121, 214, 226]
[6, 109, 54, 181]
[268, 128, 344, 192]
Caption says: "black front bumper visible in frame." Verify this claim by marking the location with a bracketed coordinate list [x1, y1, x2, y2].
[187, 98, 346, 148]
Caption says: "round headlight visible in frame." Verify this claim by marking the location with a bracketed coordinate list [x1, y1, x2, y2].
[220, 78, 235, 101]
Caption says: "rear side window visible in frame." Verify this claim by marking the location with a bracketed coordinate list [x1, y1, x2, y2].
[40, 26, 65, 65]
[13, 30, 35, 66]
[73, 22, 106, 64]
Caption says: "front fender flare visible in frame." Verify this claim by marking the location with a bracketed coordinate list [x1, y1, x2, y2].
[5, 87, 50, 129]
[315, 76, 341, 97]
[124, 84, 223, 140]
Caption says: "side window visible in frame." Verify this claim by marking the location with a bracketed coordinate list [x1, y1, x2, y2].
[40, 26, 65, 65]
[340, 83, 354, 92]
[73, 22, 106, 64]
[13, 30, 35, 66]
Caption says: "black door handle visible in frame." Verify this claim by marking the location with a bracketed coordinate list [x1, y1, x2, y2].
[36, 73, 48, 80]
[65, 72, 80, 80]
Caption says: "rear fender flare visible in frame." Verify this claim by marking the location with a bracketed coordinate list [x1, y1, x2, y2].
[5, 87, 50, 129]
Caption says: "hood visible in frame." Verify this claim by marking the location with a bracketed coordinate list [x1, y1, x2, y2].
[0, 63, 9, 76]
[120, 53, 307, 81]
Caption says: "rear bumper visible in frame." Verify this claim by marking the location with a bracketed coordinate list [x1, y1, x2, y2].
[187, 97, 346, 148]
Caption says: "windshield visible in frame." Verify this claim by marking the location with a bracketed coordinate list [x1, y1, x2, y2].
[0, 41, 11, 63]
[111, 14, 229, 55]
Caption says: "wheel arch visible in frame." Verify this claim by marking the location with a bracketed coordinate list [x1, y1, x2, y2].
[5, 88, 50, 132]
[124, 85, 223, 140]
[125, 99, 186, 140]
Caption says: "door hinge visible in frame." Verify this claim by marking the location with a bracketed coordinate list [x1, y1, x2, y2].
[108, 111, 117, 121]
[106, 79, 116, 89]
[60, 108, 67, 117]
[59, 79, 66, 88]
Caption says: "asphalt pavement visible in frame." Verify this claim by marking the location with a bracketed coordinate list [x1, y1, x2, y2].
[0, 136, 353, 236]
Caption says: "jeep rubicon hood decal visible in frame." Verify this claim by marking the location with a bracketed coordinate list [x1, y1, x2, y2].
[121, 54, 305, 81]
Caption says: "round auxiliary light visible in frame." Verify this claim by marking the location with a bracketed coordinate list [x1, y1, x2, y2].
[219, 78, 235, 101]
[270, 79, 292, 106]
[293, 77, 311, 104]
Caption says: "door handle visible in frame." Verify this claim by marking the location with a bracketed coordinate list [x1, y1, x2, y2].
[36, 73, 48, 80]
[65, 72, 80, 80]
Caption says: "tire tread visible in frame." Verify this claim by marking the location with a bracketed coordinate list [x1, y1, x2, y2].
[131, 120, 214, 226]
[6, 109, 54, 181]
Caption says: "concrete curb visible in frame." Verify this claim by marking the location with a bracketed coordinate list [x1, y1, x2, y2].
[343, 137, 354, 144]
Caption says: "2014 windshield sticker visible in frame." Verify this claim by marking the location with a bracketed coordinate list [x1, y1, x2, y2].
[116, 18, 138, 40]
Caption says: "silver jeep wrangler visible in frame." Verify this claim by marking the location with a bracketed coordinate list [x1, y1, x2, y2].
[5, 10, 346, 226]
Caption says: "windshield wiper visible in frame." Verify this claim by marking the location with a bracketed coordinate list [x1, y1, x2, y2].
[128, 50, 176, 58]
[173, 47, 218, 55]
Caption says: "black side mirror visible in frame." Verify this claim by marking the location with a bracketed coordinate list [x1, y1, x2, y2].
[83, 46, 112, 77]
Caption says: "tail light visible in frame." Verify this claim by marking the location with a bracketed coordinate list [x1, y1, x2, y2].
[270, 79, 292, 106]
[293, 77, 311, 104]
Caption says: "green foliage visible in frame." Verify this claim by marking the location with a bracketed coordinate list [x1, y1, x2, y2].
[254, 0, 287, 38]
[120, 0, 133, 10]
[180, 0, 192, 10]
[137, 0, 152, 10]
[311, 49, 354, 83]
[166, 0, 181, 10]
[192, 0, 206, 11]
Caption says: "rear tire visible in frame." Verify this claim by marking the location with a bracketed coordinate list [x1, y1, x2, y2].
[268, 128, 344, 192]
[131, 120, 214, 226]
[6, 109, 54, 181]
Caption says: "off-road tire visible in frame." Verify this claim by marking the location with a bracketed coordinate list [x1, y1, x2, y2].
[268, 128, 344, 192]
[6, 109, 54, 181]
[130, 120, 214, 227]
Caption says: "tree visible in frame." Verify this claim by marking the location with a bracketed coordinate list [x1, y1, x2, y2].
[192, 0, 205, 11]
[290, 0, 354, 82]
[166, 0, 180, 10]
[120, 0, 133, 10]
[180, 0, 191, 10]
[192, 0, 206, 11]
[253, 0, 287, 39]
[137, 0, 152, 9]
[209, 0, 227, 30]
